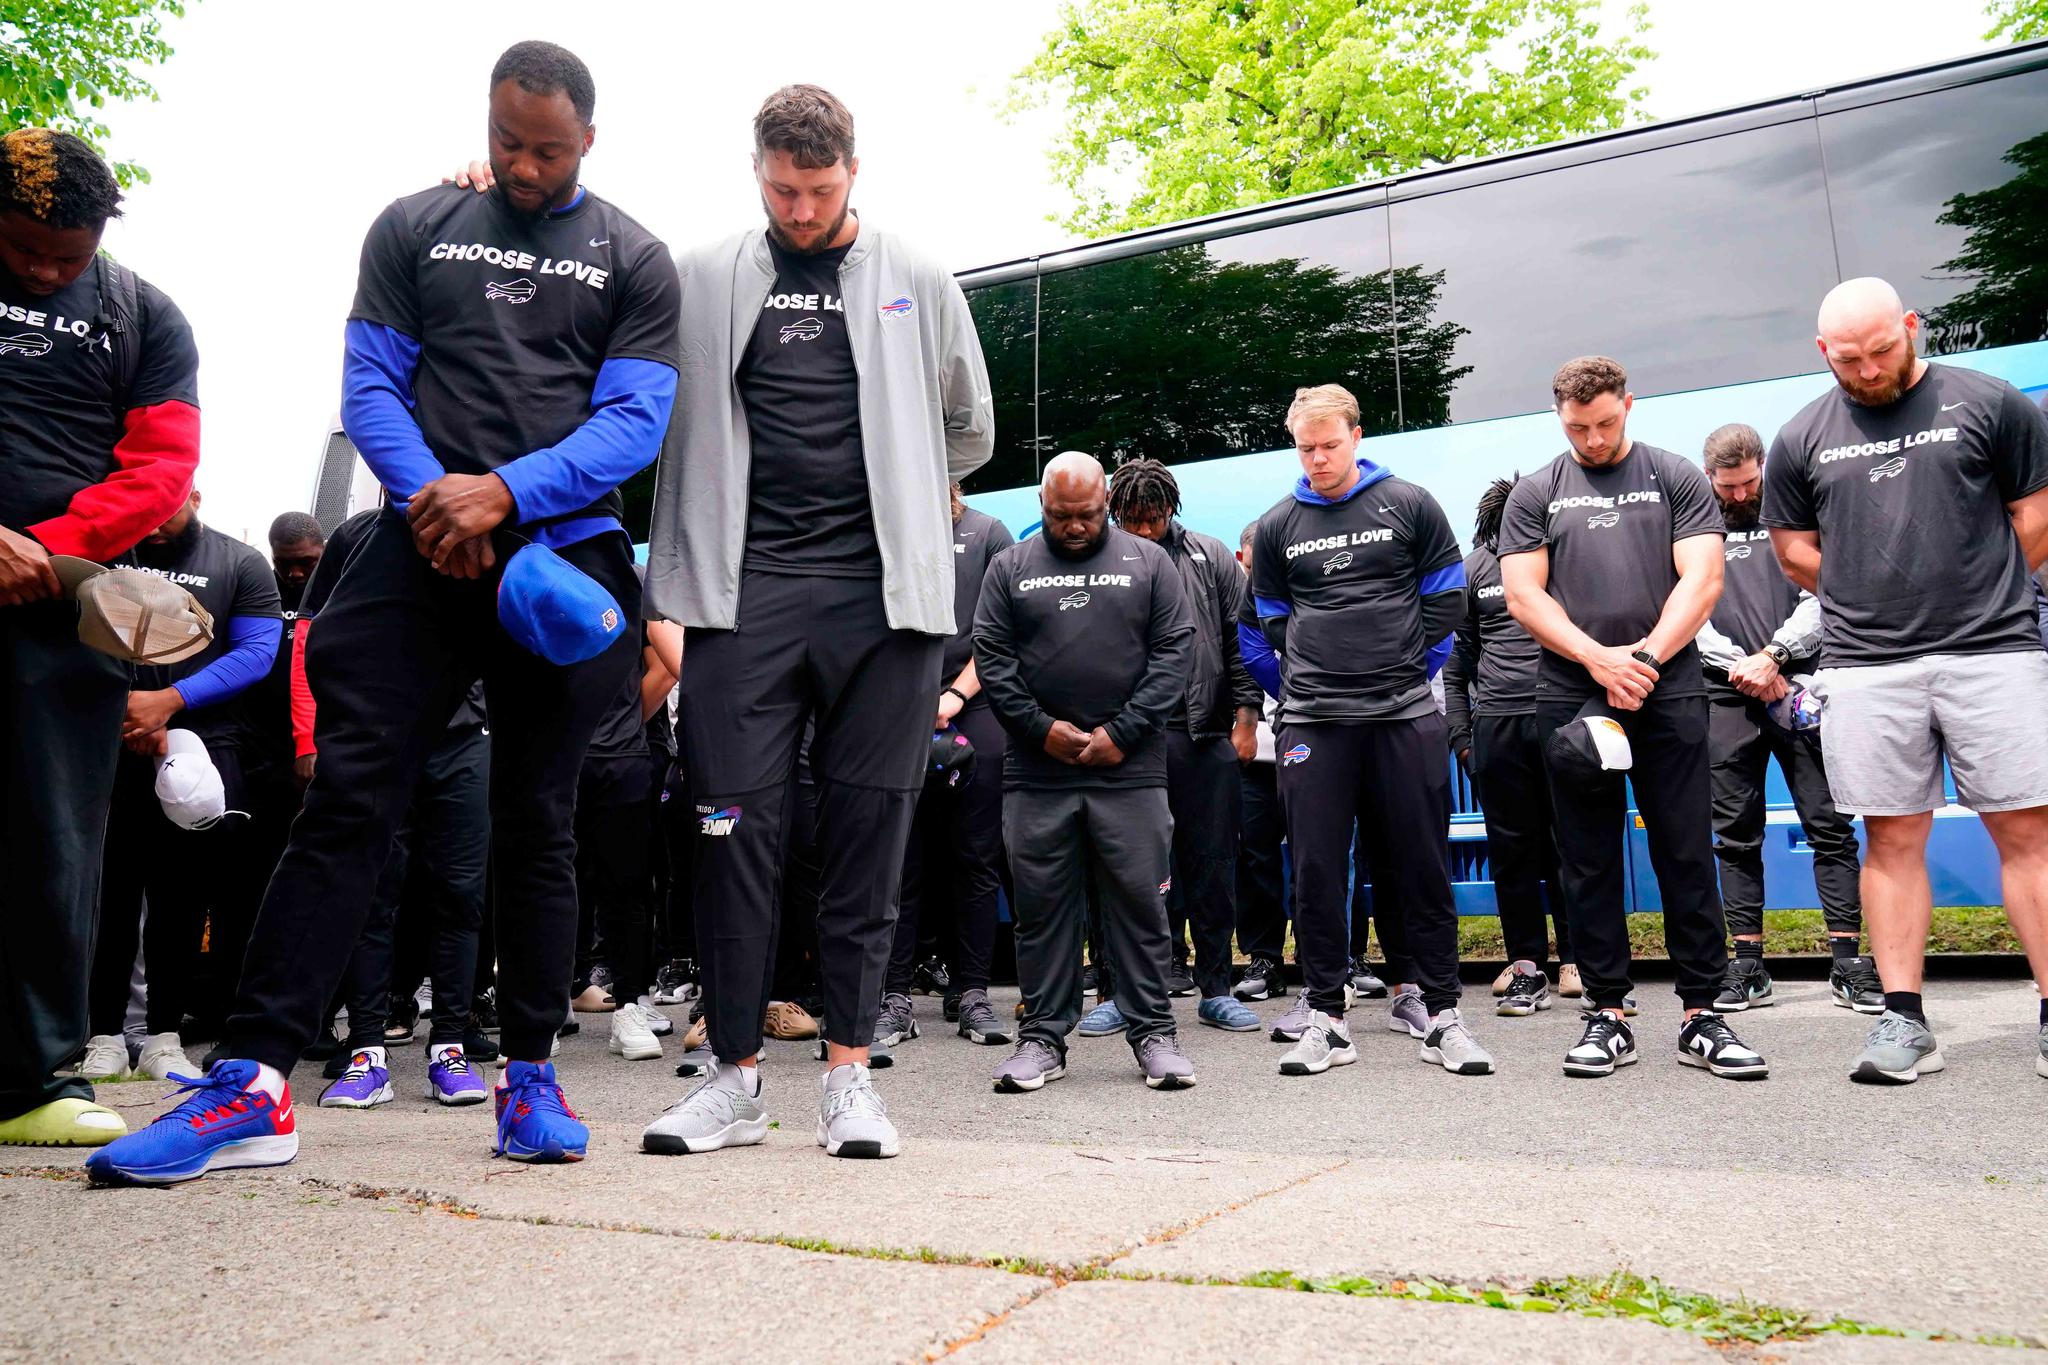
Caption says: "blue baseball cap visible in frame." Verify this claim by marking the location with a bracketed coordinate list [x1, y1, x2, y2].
[497, 543, 625, 665]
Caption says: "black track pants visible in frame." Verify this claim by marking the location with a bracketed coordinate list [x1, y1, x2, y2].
[1471, 711, 1572, 967]
[1166, 730, 1241, 1000]
[1708, 690, 1862, 938]
[1234, 762, 1287, 964]
[892, 701, 1007, 995]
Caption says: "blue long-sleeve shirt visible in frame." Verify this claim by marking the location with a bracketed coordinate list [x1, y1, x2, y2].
[173, 615, 281, 711]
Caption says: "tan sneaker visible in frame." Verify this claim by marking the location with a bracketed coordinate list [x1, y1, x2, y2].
[763, 1000, 820, 1040]
[1557, 964, 1585, 998]
[1490, 965, 1515, 996]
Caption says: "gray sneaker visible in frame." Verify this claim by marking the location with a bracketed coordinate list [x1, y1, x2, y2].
[1278, 1012, 1357, 1076]
[875, 993, 919, 1047]
[1388, 986, 1430, 1038]
[817, 1063, 898, 1158]
[992, 1039, 1066, 1093]
[1270, 992, 1316, 1043]
[642, 1063, 770, 1154]
[1135, 1033, 1196, 1090]
[955, 989, 1011, 1046]
[1850, 1010, 1945, 1085]
[2038, 1022, 2047, 1080]
[813, 1035, 893, 1068]
[1419, 1008, 1495, 1075]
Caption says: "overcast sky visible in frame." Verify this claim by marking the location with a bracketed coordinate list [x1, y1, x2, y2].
[96, 0, 2007, 542]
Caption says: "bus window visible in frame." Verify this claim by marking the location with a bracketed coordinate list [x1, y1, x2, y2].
[962, 278, 1039, 494]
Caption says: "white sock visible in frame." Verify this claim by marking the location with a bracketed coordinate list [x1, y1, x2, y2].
[251, 1062, 290, 1100]
[429, 1042, 463, 1063]
[714, 1061, 761, 1097]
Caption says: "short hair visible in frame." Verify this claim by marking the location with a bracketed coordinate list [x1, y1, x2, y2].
[1286, 383, 1360, 435]
[1108, 458, 1181, 524]
[1702, 423, 1765, 471]
[754, 85, 856, 170]
[268, 511, 324, 547]
[0, 129, 121, 230]
[1240, 521, 1258, 551]
[1551, 356, 1628, 407]
[1475, 475, 1518, 547]
[491, 40, 596, 123]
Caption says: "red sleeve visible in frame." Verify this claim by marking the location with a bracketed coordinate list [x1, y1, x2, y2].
[28, 401, 201, 560]
[291, 617, 317, 758]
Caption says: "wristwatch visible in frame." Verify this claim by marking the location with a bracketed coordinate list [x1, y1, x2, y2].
[1763, 643, 1792, 668]
[1629, 648, 1663, 674]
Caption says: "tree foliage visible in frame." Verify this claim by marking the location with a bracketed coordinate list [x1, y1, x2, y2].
[0, 0, 187, 186]
[1010, 0, 1655, 236]
[1925, 129, 2048, 356]
[1983, 0, 2047, 41]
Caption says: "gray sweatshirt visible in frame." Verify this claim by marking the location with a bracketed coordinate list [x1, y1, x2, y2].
[644, 223, 995, 635]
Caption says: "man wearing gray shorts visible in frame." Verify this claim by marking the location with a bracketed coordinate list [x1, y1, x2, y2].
[1764, 277, 2048, 1086]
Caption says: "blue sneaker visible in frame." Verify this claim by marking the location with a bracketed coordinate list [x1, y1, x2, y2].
[425, 1046, 488, 1106]
[1078, 1000, 1128, 1037]
[85, 1060, 298, 1187]
[319, 1049, 394, 1109]
[494, 1061, 588, 1163]
[1198, 996, 1260, 1031]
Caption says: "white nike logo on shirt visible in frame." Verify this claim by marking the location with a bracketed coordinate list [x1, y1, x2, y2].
[1940, 401, 1967, 412]
[1122, 554, 1140, 561]
[590, 237, 610, 248]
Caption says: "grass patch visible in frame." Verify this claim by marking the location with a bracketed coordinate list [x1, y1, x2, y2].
[1435, 907, 2019, 960]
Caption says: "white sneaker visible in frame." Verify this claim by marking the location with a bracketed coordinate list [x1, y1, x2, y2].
[1278, 1012, 1358, 1076]
[609, 1002, 664, 1061]
[643, 1063, 770, 1154]
[817, 1063, 899, 1158]
[80, 1034, 130, 1081]
[135, 1032, 198, 1081]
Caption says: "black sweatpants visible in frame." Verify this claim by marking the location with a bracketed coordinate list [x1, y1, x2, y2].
[656, 754, 693, 963]
[892, 701, 1007, 996]
[575, 751, 662, 1004]
[680, 571, 939, 1060]
[1, 601, 127, 1119]
[1348, 824, 1413, 981]
[223, 513, 638, 1071]
[339, 723, 490, 1048]
[202, 761, 298, 1023]
[1708, 689, 1861, 938]
[1165, 729, 1241, 1000]
[1538, 692, 1727, 1010]
[1234, 762, 1287, 964]
[1278, 714, 1460, 1017]
[1471, 711, 1572, 968]
[1006, 784, 1176, 1055]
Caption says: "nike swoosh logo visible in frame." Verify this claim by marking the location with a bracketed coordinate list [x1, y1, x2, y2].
[275, 1101, 293, 1124]
[1378, 506, 1394, 513]
[1122, 554, 1140, 561]
[1940, 402, 1966, 412]
[589, 237, 610, 248]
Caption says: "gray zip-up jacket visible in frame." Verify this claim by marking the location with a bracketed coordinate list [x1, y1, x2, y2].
[644, 224, 995, 635]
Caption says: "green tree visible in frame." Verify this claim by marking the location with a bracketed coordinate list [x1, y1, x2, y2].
[0, 0, 188, 186]
[1011, 0, 1654, 236]
[1984, 0, 2047, 41]
[1925, 129, 2048, 356]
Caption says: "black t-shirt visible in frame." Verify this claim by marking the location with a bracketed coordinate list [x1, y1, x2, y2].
[1762, 363, 2048, 667]
[942, 506, 1013, 688]
[0, 265, 198, 542]
[1499, 442, 1722, 700]
[1249, 474, 1463, 722]
[349, 184, 679, 528]
[128, 524, 282, 748]
[1711, 523, 1803, 664]
[740, 236, 877, 576]
[1462, 544, 1541, 714]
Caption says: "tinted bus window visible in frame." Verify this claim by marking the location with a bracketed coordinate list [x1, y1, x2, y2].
[1389, 118, 1838, 424]
[962, 278, 1039, 494]
[1034, 207, 1399, 472]
[1819, 66, 2048, 357]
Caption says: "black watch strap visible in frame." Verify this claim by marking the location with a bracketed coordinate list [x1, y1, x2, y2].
[943, 686, 969, 705]
[1630, 648, 1662, 673]
[1764, 643, 1791, 667]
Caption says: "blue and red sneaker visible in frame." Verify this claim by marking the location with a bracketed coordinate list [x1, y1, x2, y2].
[85, 1059, 297, 1187]
[495, 1060, 587, 1163]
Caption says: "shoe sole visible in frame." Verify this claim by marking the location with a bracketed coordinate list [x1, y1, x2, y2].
[876, 1022, 920, 1048]
[1199, 1014, 1261, 1032]
[1419, 1046, 1495, 1075]
[424, 1079, 490, 1106]
[1713, 992, 1774, 1013]
[1077, 1026, 1128, 1038]
[1353, 984, 1389, 999]
[993, 1063, 1066, 1093]
[500, 1142, 586, 1163]
[1269, 1022, 1309, 1043]
[319, 1083, 396, 1109]
[1850, 1050, 1946, 1085]
[1831, 991, 1886, 1015]
[1496, 994, 1554, 1018]
[1389, 1016, 1427, 1039]
[1678, 1052, 1769, 1080]
[643, 1116, 770, 1154]
[1563, 1050, 1639, 1078]
[2037, 1054, 2047, 1079]
[1144, 1072, 1197, 1090]
[1279, 1047, 1357, 1076]
[609, 1039, 664, 1061]
[817, 1121, 899, 1158]
[1579, 1002, 1640, 1018]
[1232, 986, 1279, 1002]
[959, 1026, 1013, 1046]
[86, 1131, 299, 1186]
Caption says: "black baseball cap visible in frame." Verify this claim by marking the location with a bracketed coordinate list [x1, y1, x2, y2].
[1545, 696, 1634, 792]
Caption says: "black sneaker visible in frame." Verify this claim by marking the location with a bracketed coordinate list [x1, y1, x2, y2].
[1081, 964, 1101, 997]
[1713, 958, 1775, 1012]
[301, 1031, 342, 1063]
[1166, 960, 1196, 998]
[322, 1043, 361, 1080]
[942, 991, 962, 1023]
[912, 956, 951, 996]
[1349, 956, 1389, 999]
[1828, 955, 1885, 1015]
[383, 994, 419, 1044]
[1563, 1012, 1638, 1077]
[469, 989, 500, 1034]
[1233, 956, 1286, 1002]
[462, 1026, 501, 1063]
[1678, 1011, 1769, 1080]
[651, 959, 699, 1006]
[1496, 966, 1552, 1018]
[557, 1017, 580, 1038]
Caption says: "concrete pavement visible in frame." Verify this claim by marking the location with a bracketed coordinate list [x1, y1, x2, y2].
[4, 978, 2043, 1362]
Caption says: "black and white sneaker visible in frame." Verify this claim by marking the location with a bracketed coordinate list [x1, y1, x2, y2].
[1713, 958, 1775, 1012]
[1563, 1013, 1638, 1078]
[1828, 955, 1885, 1015]
[1166, 960, 1196, 998]
[911, 956, 951, 997]
[1349, 956, 1389, 999]
[1496, 963, 1552, 1018]
[1233, 956, 1286, 1002]
[1678, 1011, 1768, 1079]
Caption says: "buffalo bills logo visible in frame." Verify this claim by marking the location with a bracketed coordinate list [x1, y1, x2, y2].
[1059, 591, 1090, 611]
[485, 277, 536, 304]
[1322, 550, 1353, 574]
[1282, 743, 1311, 766]
[0, 332, 52, 358]
[1586, 510, 1621, 529]
[780, 316, 824, 344]
[1158, 877, 1173, 895]
[880, 296, 914, 318]
[1724, 544, 1752, 561]
[1868, 457, 1907, 483]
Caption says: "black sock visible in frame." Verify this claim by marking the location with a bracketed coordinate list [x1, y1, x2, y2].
[1830, 935, 1861, 962]
[1885, 991, 1925, 1022]
[1734, 939, 1764, 962]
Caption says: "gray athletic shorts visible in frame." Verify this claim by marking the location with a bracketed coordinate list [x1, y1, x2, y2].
[1819, 650, 2048, 816]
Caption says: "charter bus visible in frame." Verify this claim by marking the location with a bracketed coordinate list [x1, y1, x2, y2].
[950, 41, 2048, 913]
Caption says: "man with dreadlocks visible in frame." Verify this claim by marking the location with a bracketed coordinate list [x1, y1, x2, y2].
[1106, 458, 1263, 1034]
[1443, 475, 1576, 1016]
[0, 129, 201, 1147]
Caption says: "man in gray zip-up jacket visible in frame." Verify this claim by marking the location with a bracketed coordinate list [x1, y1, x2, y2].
[640, 85, 994, 1165]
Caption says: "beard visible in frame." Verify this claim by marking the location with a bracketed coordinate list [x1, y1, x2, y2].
[1837, 339, 1919, 407]
[1719, 497, 1762, 530]
[762, 193, 851, 255]
[1046, 523, 1108, 561]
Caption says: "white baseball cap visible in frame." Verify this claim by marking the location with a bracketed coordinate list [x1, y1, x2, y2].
[153, 729, 227, 830]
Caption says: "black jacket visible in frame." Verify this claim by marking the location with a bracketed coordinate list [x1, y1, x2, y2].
[1158, 522, 1262, 739]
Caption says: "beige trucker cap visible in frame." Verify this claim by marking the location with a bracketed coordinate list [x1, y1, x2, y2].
[50, 555, 213, 665]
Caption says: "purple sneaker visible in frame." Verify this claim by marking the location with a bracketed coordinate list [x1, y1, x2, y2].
[426, 1046, 488, 1106]
[318, 1049, 394, 1109]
